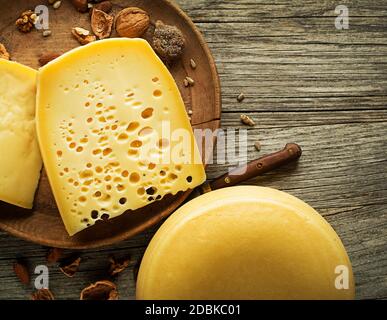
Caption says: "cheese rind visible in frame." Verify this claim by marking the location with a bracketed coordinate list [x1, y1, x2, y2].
[36, 39, 206, 235]
[136, 186, 355, 300]
[0, 59, 42, 209]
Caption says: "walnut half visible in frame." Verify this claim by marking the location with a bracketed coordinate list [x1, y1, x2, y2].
[80, 280, 118, 300]
[108, 256, 131, 277]
[0, 43, 10, 60]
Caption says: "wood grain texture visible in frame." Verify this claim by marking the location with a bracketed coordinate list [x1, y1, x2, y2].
[0, 0, 386, 300]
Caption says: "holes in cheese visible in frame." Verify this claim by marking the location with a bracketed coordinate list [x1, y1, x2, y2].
[36, 39, 206, 236]
[0, 60, 42, 209]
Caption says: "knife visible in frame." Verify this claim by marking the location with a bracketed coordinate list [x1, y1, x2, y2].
[191, 143, 302, 197]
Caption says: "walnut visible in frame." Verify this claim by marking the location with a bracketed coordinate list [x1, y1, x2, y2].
[80, 280, 118, 300]
[0, 43, 10, 60]
[15, 10, 38, 33]
[91, 9, 114, 40]
[108, 256, 131, 277]
[31, 289, 54, 300]
[59, 256, 81, 277]
[115, 7, 150, 38]
[153, 20, 185, 63]
[72, 27, 96, 45]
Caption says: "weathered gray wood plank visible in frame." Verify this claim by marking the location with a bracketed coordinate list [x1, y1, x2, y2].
[0, 109, 386, 299]
[180, 5, 387, 112]
[207, 112, 387, 209]
[176, 0, 387, 20]
[199, 16, 387, 112]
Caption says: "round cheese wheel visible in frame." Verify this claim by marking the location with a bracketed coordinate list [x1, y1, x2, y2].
[136, 186, 355, 300]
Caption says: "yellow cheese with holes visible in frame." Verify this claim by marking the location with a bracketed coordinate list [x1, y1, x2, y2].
[0, 59, 42, 209]
[36, 39, 206, 236]
[137, 186, 355, 300]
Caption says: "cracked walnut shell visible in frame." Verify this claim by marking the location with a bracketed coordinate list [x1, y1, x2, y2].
[80, 280, 118, 300]
[59, 256, 81, 277]
[108, 256, 131, 276]
[31, 289, 54, 300]
[92, 1, 113, 14]
[91, 9, 114, 40]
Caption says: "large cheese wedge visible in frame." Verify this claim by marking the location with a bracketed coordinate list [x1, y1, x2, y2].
[137, 186, 355, 300]
[36, 39, 206, 236]
[0, 59, 42, 209]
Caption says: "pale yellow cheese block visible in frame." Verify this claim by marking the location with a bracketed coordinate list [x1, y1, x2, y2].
[36, 39, 206, 236]
[0, 59, 42, 209]
[136, 186, 355, 300]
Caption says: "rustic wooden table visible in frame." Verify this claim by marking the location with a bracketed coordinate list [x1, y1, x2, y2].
[0, 0, 386, 300]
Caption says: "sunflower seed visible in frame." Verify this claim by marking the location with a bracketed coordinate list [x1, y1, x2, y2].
[240, 114, 255, 126]
[186, 76, 195, 86]
[53, 1, 62, 9]
[237, 93, 245, 102]
[190, 58, 197, 69]
[42, 30, 52, 37]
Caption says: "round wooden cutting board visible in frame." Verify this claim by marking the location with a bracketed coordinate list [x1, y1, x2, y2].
[0, 0, 221, 249]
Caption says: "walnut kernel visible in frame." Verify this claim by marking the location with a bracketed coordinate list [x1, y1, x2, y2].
[72, 27, 96, 45]
[15, 10, 37, 33]
[31, 289, 54, 300]
[0, 43, 10, 60]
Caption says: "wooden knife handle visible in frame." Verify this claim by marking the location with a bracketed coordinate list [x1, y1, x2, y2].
[209, 143, 302, 191]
